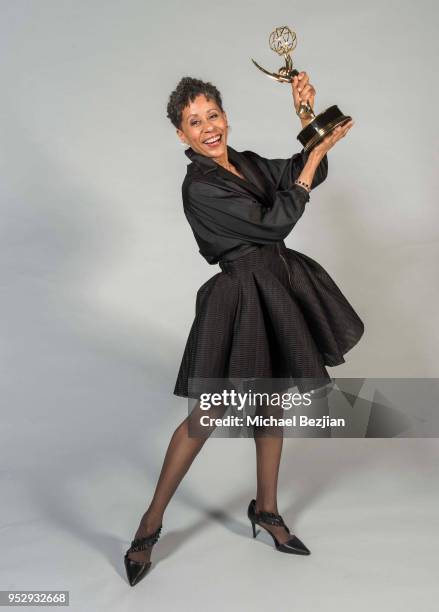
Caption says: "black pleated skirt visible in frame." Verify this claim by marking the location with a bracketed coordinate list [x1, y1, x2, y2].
[173, 240, 365, 399]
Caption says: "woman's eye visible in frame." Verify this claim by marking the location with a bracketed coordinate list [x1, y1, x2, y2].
[190, 114, 217, 126]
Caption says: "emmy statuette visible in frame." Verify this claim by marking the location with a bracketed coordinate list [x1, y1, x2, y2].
[251, 26, 352, 152]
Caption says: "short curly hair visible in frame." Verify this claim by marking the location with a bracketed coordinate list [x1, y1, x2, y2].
[166, 76, 224, 129]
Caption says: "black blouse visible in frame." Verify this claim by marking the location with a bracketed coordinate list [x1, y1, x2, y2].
[182, 144, 328, 265]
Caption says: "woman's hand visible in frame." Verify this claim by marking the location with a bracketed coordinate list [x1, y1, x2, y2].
[297, 119, 355, 189]
[291, 72, 315, 124]
[312, 120, 355, 157]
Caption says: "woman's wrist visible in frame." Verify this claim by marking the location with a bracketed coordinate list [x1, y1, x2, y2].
[307, 148, 325, 167]
[294, 178, 311, 193]
[296, 149, 325, 190]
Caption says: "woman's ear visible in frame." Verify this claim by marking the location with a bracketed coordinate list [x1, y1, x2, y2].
[176, 128, 186, 145]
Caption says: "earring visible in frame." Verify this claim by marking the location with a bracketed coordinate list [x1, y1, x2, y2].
[179, 141, 188, 146]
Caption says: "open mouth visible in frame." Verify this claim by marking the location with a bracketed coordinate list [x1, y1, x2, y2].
[202, 134, 222, 148]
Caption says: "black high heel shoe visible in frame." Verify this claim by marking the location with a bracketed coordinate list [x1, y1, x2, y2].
[124, 524, 162, 586]
[247, 499, 311, 555]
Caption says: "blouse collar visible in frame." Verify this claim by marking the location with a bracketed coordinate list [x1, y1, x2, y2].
[184, 145, 227, 174]
[184, 144, 275, 206]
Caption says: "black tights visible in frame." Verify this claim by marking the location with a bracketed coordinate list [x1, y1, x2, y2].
[127, 397, 290, 563]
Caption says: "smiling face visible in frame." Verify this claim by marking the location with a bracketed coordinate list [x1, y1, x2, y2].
[176, 94, 228, 160]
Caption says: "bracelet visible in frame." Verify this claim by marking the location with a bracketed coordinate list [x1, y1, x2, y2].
[294, 179, 311, 193]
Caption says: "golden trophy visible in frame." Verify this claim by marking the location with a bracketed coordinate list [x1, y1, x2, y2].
[251, 25, 352, 152]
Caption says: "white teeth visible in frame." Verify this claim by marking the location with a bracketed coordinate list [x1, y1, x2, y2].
[204, 135, 221, 144]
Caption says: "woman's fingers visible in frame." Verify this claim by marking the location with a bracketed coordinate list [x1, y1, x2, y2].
[294, 72, 310, 99]
[299, 84, 315, 103]
[291, 77, 301, 105]
[337, 120, 354, 138]
[333, 121, 353, 143]
[340, 119, 354, 130]
[315, 120, 355, 154]
[332, 121, 353, 139]
[292, 72, 310, 96]
[297, 72, 309, 92]
[292, 72, 315, 112]
[292, 71, 307, 85]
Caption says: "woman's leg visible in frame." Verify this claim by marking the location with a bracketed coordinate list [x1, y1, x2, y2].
[127, 399, 226, 562]
[254, 434, 283, 514]
[253, 399, 292, 544]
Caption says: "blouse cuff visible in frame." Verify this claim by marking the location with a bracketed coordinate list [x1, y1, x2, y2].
[294, 182, 311, 197]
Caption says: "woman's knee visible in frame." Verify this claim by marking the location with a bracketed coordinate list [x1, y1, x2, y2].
[186, 399, 229, 438]
[252, 401, 285, 438]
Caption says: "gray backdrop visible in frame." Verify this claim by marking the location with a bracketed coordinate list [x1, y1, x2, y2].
[1, 1, 438, 610]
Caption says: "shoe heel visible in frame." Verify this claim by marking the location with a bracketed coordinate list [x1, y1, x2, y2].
[251, 520, 257, 538]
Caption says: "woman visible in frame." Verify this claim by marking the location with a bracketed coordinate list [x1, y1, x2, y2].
[124, 74, 363, 586]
